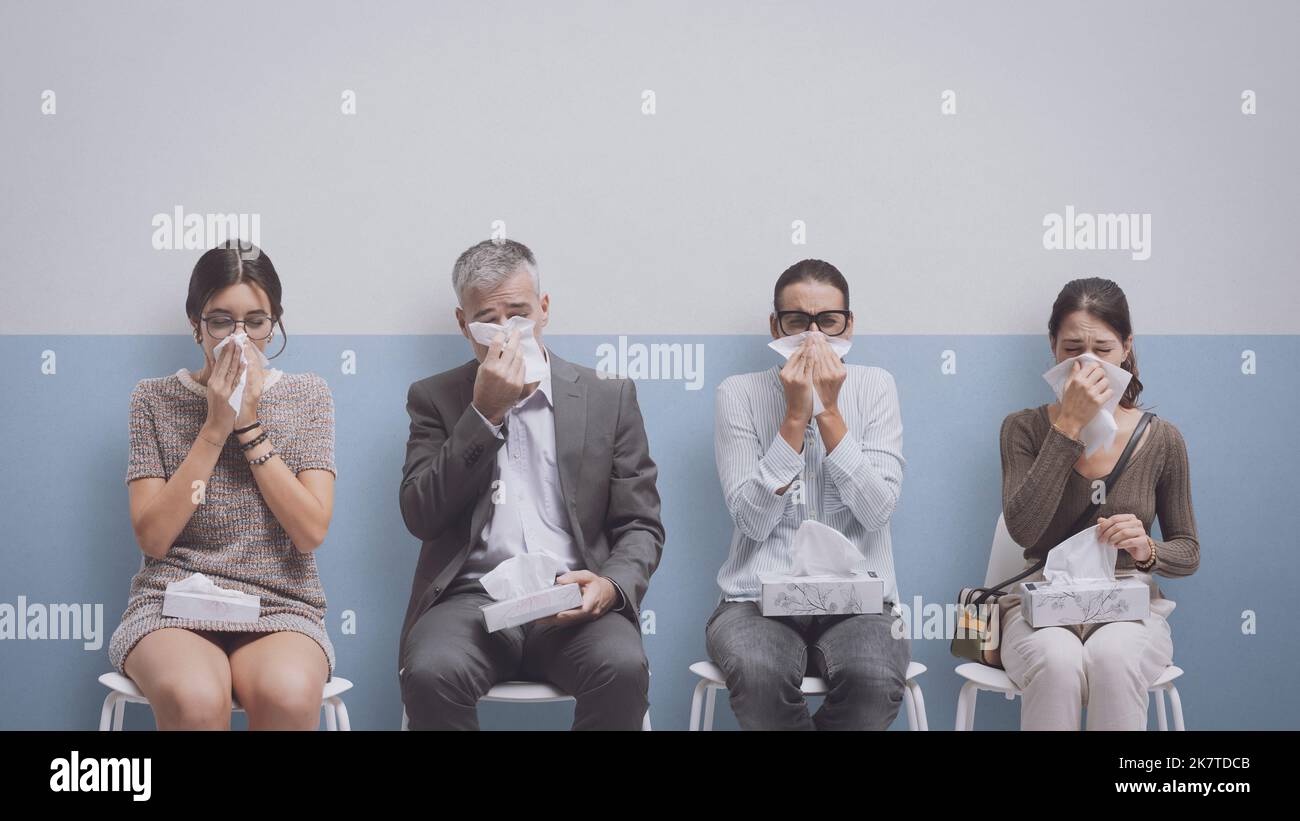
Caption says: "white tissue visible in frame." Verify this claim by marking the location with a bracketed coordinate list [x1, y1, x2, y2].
[212, 331, 270, 414]
[166, 572, 250, 598]
[479, 551, 569, 601]
[768, 331, 852, 416]
[467, 315, 550, 384]
[1042, 352, 1132, 456]
[788, 519, 869, 577]
[1042, 524, 1117, 586]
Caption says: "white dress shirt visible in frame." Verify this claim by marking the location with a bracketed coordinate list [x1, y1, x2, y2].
[456, 352, 628, 611]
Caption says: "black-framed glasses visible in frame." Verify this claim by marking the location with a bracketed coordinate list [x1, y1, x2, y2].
[201, 314, 275, 340]
[775, 309, 852, 337]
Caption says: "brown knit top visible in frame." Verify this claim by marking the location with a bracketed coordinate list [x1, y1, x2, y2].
[999, 405, 1200, 578]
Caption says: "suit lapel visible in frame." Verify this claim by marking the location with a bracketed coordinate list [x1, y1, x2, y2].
[548, 352, 588, 545]
[458, 360, 496, 550]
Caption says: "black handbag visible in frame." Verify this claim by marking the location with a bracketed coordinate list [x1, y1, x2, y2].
[951, 411, 1154, 667]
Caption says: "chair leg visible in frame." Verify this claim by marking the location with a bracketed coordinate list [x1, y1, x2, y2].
[955, 681, 980, 731]
[906, 679, 928, 731]
[1166, 684, 1185, 731]
[99, 692, 117, 731]
[688, 680, 708, 731]
[703, 685, 718, 731]
[400, 706, 410, 731]
[641, 708, 652, 731]
[1153, 687, 1168, 731]
[323, 700, 337, 731]
[113, 696, 127, 731]
[331, 698, 351, 731]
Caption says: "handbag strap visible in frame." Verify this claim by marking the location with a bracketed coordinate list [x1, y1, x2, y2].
[972, 411, 1154, 603]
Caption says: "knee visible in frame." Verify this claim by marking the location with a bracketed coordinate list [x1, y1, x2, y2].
[829, 659, 904, 704]
[724, 654, 803, 701]
[402, 652, 481, 708]
[153, 674, 230, 728]
[241, 669, 323, 723]
[582, 645, 649, 698]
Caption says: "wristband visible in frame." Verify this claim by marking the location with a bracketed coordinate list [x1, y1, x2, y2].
[239, 430, 269, 451]
[233, 420, 262, 435]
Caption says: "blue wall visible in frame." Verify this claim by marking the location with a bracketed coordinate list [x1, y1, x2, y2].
[0, 334, 1295, 730]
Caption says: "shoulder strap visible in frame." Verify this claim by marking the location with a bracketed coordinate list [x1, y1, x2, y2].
[977, 411, 1155, 600]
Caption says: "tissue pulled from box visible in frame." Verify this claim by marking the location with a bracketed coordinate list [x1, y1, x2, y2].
[162, 572, 261, 623]
[466, 315, 550, 384]
[768, 331, 852, 415]
[788, 519, 868, 577]
[1041, 352, 1132, 456]
[479, 551, 568, 601]
[1042, 524, 1118, 586]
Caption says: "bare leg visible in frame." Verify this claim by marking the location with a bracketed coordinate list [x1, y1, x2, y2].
[228, 631, 329, 730]
[123, 628, 233, 730]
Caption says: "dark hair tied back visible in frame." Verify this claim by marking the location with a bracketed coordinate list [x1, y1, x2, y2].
[185, 239, 287, 359]
[1048, 276, 1142, 408]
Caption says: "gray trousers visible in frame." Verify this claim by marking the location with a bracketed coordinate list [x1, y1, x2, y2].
[705, 599, 911, 730]
[400, 577, 649, 730]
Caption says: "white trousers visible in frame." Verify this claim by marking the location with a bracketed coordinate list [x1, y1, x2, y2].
[1000, 573, 1175, 730]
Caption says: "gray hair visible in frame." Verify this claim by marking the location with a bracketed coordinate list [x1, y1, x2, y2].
[451, 239, 540, 305]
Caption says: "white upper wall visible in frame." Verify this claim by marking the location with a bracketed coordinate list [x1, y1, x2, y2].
[1, 0, 1296, 335]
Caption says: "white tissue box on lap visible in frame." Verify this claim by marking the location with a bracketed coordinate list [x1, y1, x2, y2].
[478, 551, 581, 632]
[760, 571, 883, 616]
[1019, 575, 1149, 628]
[481, 583, 583, 632]
[1018, 525, 1150, 627]
[759, 520, 883, 616]
[162, 572, 260, 623]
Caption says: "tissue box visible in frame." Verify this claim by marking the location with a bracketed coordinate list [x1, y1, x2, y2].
[758, 572, 883, 617]
[480, 582, 582, 632]
[162, 589, 261, 623]
[1018, 575, 1149, 628]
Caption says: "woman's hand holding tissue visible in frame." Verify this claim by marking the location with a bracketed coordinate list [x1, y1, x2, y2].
[234, 336, 265, 429]
[807, 332, 847, 415]
[533, 570, 618, 626]
[1056, 360, 1113, 440]
[778, 342, 816, 431]
[472, 326, 526, 425]
[1097, 513, 1152, 562]
[201, 340, 245, 438]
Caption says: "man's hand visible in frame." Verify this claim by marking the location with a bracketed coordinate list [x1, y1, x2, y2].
[535, 570, 618, 626]
[472, 328, 526, 424]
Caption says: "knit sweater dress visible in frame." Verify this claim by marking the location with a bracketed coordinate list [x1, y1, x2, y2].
[107, 367, 337, 681]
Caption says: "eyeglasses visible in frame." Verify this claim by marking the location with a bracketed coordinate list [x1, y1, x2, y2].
[201, 314, 275, 340]
[775, 310, 852, 337]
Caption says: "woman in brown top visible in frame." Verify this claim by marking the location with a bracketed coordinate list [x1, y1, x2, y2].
[998, 277, 1199, 730]
[109, 241, 337, 730]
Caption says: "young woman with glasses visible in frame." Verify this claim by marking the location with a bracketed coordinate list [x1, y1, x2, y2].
[107, 240, 338, 729]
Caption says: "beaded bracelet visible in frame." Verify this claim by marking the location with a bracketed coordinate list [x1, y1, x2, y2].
[233, 420, 262, 435]
[248, 449, 278, 467]
[238, 430, 269, 451]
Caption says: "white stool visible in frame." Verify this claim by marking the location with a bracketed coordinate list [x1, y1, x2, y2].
[687, 660, 929, 730]
[953, 662, 1186, 730]
[400, 679, 653, 730]
[97, 671, 354, 730]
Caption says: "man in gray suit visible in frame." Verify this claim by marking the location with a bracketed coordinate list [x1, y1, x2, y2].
[398, 238, 664, 730]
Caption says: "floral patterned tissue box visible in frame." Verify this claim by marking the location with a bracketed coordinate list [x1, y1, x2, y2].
[758, 572, 883, 617]
[1018, 575, 1149, 628]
